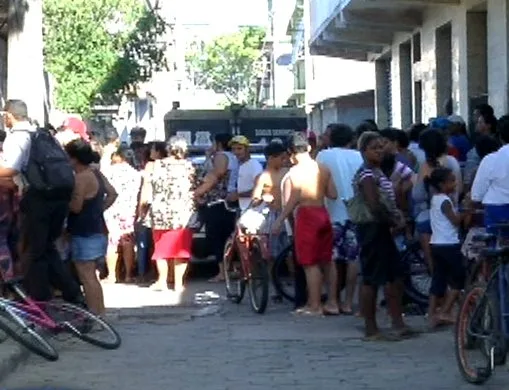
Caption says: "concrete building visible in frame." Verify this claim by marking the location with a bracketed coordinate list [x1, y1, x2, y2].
[309, 0, 509, 129]
[287, 0, 375, 132]
[0, 0, 47, 125]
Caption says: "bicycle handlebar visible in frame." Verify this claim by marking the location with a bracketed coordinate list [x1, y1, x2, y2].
[207, 199, 239, 212]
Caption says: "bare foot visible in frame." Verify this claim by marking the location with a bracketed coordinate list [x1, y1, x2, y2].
[323, 303, 340, 316]
[149, 282, 169, 291]
[437, 313, 455, 325]
[208, 274, 225, 283]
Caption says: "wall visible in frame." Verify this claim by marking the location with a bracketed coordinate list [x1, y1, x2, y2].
[309, 90, 375, 133]
[376, 0, 509, 128]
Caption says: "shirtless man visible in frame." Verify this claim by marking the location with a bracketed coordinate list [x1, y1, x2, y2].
[272, 132, 339, 315]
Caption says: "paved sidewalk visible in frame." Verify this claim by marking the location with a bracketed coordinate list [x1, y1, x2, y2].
[0, 280, 222, 382]
[3, 282, 509, 389]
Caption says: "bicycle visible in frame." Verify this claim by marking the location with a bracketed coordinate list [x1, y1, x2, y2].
[455, 223, 509, 384]
[0, 276, 121, 361]
[222, 201, 271, 314]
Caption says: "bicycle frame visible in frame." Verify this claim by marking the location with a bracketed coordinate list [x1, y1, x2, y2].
[232, 224, 270, 278]
[0, 284, 62, 331]
[467, 260, 509, 344]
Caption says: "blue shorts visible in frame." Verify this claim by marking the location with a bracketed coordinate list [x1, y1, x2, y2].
[485, 204, 509, 237]
[71, 234, 107, 262]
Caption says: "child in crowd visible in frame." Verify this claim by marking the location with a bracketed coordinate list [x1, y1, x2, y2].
[427, 167, 469, 328]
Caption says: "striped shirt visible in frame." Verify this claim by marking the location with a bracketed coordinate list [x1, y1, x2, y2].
[354, 165, 399, 221]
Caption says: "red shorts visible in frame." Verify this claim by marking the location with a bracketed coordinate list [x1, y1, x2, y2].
[294, 206, 333, 267]
[152, 228, 192, 261]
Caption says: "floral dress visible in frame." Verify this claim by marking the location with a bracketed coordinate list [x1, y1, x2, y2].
[150, 158, 196, 231]
[103, 162, 142, 246]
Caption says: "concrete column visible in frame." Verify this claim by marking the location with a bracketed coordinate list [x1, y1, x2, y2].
[451, 10, 468, 119]
[436, 23, 452, 117]
[399, 41, 412, 129]
[374, 59, 389, 128]
[466, 11, 488, 101]
[487, 0, 509, 116]
[7, 0, 45, 124]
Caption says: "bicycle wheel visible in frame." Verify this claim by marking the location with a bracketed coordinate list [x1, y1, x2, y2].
[42, 301, 121, 350]
[271, 243, 295, 303]
[248, 239, 269, 314]
[223, 237, 245, 304]
[0, 305, 58, 361]
[455, 283, 497, 384]
[401, 243, 430, 308]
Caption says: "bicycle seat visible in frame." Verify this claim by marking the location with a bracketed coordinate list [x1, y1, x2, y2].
[480, 246, 509, 260]
[472, 233, 496, 243]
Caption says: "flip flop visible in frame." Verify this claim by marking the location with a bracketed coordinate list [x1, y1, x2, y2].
[340, 308, 354, 316]
[362, 332, 402, 342]
[323, 308, 340, 316]
[293, 307, 323, 317]
[393, 326, 421, 338]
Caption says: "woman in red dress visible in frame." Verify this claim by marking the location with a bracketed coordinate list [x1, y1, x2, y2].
[141, 136, 196, 293]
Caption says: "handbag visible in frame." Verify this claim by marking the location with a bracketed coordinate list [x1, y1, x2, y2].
[345, 187, 394, 224]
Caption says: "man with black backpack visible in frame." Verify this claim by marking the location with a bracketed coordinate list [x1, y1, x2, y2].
[0, 99, 83, 304]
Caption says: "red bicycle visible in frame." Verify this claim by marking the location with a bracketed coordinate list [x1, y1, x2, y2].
[222, 203, 271, 314]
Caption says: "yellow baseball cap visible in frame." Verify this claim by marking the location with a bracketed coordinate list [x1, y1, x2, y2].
[229, 135, 250, 147]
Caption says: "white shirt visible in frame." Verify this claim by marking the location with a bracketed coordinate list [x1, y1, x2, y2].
[237, 158, 263, 211]
[471, 145, 509, 205]
[316, 147, 363, 224]
[3, 121, 35, 172]
[430, 194, 460, 245]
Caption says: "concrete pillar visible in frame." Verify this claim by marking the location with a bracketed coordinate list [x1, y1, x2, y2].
[374, 59, 389, 128]
[487, 0, 509, 116]
[399, 41, 412, 129]
[7, 0, 45, 125]
[466, 11, 488, 100]
[436, 23, 452, 117]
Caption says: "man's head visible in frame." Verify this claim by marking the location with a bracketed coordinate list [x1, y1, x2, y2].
[213, 133, 232, 152]
[130, 127, 147, 143]
[264, 141, 287, 170]
[447, 115, 467, 136]
[329, 123, 354, 148]
[286, 132, 310, 164]
[379, 128, 399, 155]
[229, 135, 250, 162]
[3, 99, 29, 129]
[104, 127, 119, 146]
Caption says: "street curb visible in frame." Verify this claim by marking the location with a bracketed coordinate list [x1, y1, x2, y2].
[0, 343, 29, 383]
[106, 304, 222, 321]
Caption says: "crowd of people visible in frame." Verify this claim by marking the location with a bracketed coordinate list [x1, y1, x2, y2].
[0, 97, 507, 343]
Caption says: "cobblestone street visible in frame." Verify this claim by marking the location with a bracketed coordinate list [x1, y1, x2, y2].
[2, 283, 509, 390]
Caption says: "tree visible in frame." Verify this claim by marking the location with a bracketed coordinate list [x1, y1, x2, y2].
[187, 26, 266, 106]
[43, 0, 168, 115]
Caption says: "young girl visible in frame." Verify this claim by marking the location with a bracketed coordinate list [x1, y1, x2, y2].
[427, 167, 469, 327]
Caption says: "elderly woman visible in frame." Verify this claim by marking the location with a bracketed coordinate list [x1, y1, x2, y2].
[141, 136, 196, 293]
[352, 132, 412, 341]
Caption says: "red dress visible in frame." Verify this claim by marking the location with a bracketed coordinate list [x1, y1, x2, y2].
[149, 158, 196, 261]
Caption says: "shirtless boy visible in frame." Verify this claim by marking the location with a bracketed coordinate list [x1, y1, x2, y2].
[272, 132, 339, 315]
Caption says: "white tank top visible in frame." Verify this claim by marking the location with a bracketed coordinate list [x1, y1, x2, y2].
[430, 193, 460, 245]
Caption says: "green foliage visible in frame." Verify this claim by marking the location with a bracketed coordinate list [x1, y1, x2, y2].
[43, 0, 167, 115]
[187, 26, 266, 105]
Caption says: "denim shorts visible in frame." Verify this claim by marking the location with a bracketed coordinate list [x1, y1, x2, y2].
[71, 234, 107, 262]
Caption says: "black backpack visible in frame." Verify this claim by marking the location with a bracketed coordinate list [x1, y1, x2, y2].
[23, 128, 75, 198]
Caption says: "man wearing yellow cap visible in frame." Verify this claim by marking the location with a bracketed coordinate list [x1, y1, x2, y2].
[227, 135, 263, 211]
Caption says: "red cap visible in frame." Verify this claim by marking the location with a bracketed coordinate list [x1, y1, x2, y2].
[62, 117, 89, 142]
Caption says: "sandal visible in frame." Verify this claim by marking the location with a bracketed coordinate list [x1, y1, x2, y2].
[293, 307, 323, 316]
[393, 326, 421, 338]
[362, 332, 401, 342]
